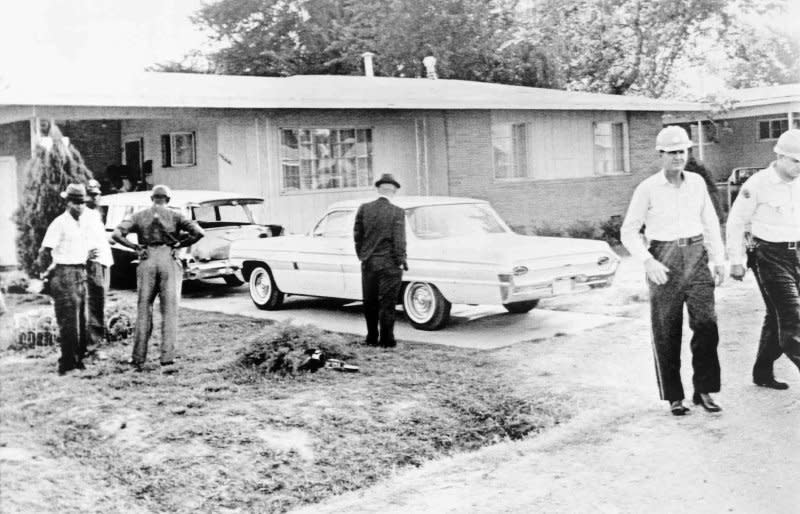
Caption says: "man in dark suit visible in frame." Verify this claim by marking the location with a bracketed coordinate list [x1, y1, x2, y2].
[354, 173, 408, 347]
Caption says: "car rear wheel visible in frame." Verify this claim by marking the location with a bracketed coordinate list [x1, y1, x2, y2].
[403, 282, 451, 331]
[503, 300, 539, 314]
[249, 265, 284, 310]
[223, 274, 244, 286]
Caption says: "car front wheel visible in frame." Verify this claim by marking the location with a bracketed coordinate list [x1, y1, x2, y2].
[248, 265, 284, 310]
[403, 282, 451, 330]
[503, 300, 539, 314]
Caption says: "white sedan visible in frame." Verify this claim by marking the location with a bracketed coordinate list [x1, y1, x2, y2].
[230, 197, 620, 330]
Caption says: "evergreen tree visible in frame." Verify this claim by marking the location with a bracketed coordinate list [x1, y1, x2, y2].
[13, 123, 94, 276]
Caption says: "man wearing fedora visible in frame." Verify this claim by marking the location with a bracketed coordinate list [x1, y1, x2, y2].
[354, 173, 408, 347]
[38, 183, 99, 374]
[112, 185, 204, 372]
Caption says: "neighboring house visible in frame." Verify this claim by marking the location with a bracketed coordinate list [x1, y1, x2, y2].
[667, 83, 800, 183]
[0, 72, 702, 253]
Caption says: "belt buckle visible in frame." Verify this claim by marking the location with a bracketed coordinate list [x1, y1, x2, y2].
[677, 237, 688, 247]
[789, 242, 797, 250]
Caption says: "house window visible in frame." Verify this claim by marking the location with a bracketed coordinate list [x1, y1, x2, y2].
[493, 123, 528, 179]
[593, 121, 629, 175]
[161, 132, 196, 167]
[280, 128, 373, 192]
[758, 117, 800, 141]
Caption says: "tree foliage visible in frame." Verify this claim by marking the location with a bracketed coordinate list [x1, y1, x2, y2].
[13, 124, 93, 276]
[188, 0, 560, 87]
[722, 24, 800, 88]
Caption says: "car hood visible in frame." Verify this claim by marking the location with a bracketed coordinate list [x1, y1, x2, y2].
[412, 233, 615, 265]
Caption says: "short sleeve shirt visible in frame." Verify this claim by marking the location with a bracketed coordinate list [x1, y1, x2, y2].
[116, 205, 203, 245]
[41, 211, 97, 264]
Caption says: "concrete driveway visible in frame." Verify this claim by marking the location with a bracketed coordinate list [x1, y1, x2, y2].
[177, 281, 628, 350]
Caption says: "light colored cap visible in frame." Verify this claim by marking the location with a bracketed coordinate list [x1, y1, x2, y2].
[86, 179, 101, 194]
[151, 184, 172, 198]
[774, 129, 800, 161]
[655, 125, 692, 152]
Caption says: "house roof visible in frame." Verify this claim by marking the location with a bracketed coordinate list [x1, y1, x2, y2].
[0, 72, 703, 112]
[718, 83, 800, 108]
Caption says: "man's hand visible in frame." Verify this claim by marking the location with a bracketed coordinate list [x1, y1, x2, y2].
[730, 264, 746, 281]
[713, 265, 725, 286]
[135, 245, 148, 261]
[87, 248, 99, 261]
[644, 257, 670, 285]
[401, 261, 408, 271]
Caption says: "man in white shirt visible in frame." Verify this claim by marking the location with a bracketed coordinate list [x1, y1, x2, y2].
[726, 128, 800, 390]
[38, 183, 98, 375]
[621, 126, 725, 416]
[84, 179, 113, 355]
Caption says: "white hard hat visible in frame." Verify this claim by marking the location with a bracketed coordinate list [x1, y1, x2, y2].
[774, 129, 800, 161]
[655, 125, 692, 152]
[151, 184, 172, 198]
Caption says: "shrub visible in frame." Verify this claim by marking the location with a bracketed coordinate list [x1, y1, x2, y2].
[564, 219, 600, 240]
[3, 271, 30, 294]
[600, 215, 623, 246]
[530, 222, 564, 237]
[235, 321, 357, 377]
[13, 124, 93, 276]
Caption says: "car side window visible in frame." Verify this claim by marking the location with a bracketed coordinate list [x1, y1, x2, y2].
[313, 210, 354, 238]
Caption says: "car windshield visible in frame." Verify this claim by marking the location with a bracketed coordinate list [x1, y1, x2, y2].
[191, 201, 258, 228]
[406, 203, 508, 239]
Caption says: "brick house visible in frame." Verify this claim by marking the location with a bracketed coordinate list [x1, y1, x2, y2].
[1, 72, 702, 266]
[666, 83, 800, 183]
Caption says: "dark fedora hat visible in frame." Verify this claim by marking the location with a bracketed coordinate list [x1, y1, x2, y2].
[374, 173, 401, 189]
[59, 183, 86, 203]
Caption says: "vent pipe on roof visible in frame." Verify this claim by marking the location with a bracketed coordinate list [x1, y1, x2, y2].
[362, 52, 375, 77]
[423, 56, 437, 79]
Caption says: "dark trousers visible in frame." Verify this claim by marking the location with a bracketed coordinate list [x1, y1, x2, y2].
[750, 242, 800, 379]
[86, 260, 109, 349]
[51, 265, 88, 372]
[361, 259, 403, 345]
[648, 241, 720, 402]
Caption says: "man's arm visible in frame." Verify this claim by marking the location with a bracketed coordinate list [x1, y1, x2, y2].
[174, 214, 205, 248]
[393, 207, 407, 270]
[620, 182, 670, 285]
[699, 186, 725, 286]
[726, 177, 758, 280]
[353, 204, 365, 258]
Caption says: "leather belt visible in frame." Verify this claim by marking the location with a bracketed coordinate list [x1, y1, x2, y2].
[54, 263, 86, 268]
[144, 242, 167, 247]
[753, 237, 800, 251]
[650, 234, 704, 247]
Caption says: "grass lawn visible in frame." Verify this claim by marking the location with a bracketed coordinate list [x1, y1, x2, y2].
[1, 299, 570, 513]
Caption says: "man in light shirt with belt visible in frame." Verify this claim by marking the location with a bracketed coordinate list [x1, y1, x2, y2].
[84, 179, 113, 356]
[38, 183, 99, 375]
[621, 126, 726, 416]
[727, 128, 800, 390]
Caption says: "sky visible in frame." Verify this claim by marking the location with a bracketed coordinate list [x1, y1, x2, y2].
[0, 0, 798, 92]
[0, 0, 209, 78]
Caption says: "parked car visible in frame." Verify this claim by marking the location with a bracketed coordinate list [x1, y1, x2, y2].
[727, 166, 761, 210]
[230, 196, 620, 330]
[99, 190, 282, 284]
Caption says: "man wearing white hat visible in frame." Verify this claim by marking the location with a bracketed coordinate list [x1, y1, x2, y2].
[38, 183, 99, 374]
[621, 126, 726, 416]
[727, 128, 800, 390]
[84, 179, 113, 355]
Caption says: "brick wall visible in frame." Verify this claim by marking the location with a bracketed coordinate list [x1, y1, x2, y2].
[444, 110, 662, 231]
[60, 120, 122, 180]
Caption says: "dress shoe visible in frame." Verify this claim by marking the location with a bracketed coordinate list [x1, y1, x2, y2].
[379, 340, 397, 348]
[754, 378, 789, 390]
[670, 400, 689, 416]
[692, 392, 722, 412]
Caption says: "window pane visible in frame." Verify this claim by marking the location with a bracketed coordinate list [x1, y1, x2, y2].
[771, 120, 783, 139]
[612, 122, 625, 172]
[759, 121, 771, 140]
[283, 164, 300, 190]
[172, 133, 195, 166]
[512, 123, 527, 178]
